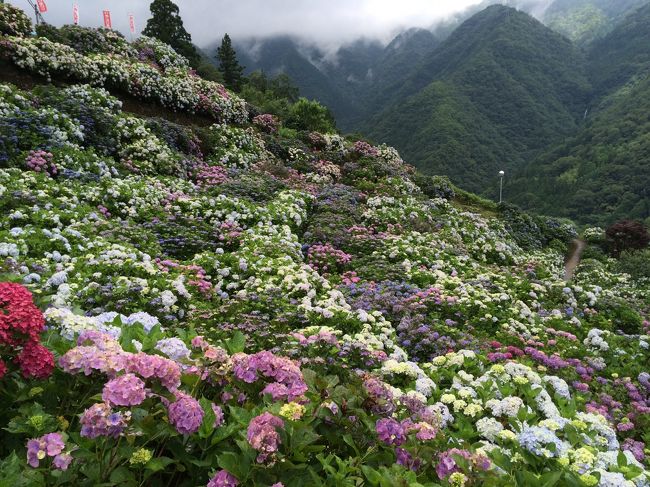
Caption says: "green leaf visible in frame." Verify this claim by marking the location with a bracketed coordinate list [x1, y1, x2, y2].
[109, 466, 133, 484]
[225, 331, 246, 353]
[515, 471, 540, 487]
[145, 456, 174, 473]
[218, 451, 249, 479]
[199, 397, 216, 439]
[361, 465, 383, 486]
[617, 451, 628, 468]
[540, 471, 563, 487]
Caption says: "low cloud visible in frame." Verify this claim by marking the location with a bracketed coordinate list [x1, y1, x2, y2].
[6, 0, 565, 49]
[7, 0, 491, 48]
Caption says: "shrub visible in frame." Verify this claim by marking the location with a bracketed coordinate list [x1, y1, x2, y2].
[618, 249, 650, 281]
[412, 174, 455, 200]
[0, 4, 31, 37]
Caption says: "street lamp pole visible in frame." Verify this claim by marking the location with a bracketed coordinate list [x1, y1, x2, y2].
[498, 170, 505, 204]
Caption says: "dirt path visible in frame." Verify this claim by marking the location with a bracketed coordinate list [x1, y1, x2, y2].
[564, 238, 586, 282]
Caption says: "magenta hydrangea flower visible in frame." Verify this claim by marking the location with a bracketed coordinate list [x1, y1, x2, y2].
[26, 433, 67, 469]
[396, 447, 421, 471]
[212, 403, 224, 428]
[436, 448, 472, 479]
[168, 392, 204, 435]
[246, 412, 284, 463]
[376, 418, 406, 446]
[207, 469, 238, 487]
[52, 453, 73, 470]
[102, 373, 147, 406]
[80, 403, 130, 438]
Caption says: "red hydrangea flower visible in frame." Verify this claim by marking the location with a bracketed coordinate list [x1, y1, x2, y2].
[0, 282, 45, 346]
[16, 341, 55, 379]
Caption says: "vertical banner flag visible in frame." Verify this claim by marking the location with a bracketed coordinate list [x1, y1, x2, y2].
[103, 10, 112, 29]
[73, 4, 79, 25]
[36, 0, 47, 13]
[129, 13, 136, 34]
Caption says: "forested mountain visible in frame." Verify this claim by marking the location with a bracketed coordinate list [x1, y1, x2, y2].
[510, 1, 650, 226]
[228, 36, 362, 123]
[360, 5, 591, 192]
[543, 0, 648, 44]
[215, 0, 650, 225]
[224, 29, 440, 130]
[587, 1, 650, 94]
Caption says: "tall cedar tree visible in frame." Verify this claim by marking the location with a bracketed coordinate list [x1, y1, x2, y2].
[143, 0, 199, 66]
[217, 34, 245, 92]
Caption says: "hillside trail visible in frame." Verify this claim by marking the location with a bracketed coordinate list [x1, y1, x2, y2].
[564, 238, 587, 282]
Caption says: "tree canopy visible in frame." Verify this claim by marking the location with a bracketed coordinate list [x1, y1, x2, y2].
[216, 34, 245, 92]
[143, 0, 199, 66]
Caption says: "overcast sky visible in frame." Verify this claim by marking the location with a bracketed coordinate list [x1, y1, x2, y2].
[6, 0, 494, 47]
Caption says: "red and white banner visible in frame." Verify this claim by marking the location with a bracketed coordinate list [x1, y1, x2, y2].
[102, 10, 112, 29]
[129, 13, 136, 34]
[72, 4, 79, 25]
[36, 0, 47, 13]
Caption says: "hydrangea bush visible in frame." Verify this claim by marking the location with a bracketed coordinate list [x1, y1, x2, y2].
[0, 28, 648, 487]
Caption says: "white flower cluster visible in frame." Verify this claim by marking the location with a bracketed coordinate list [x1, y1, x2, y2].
[584, 328, 610, 352]
[2, 36, 248, 123]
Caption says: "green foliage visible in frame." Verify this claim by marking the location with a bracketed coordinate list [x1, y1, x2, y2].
[142, 0, 199, 66]
[499, 203, 576, 251]
[618, 249, 650, 281]
[195, 60, 224, 83]
[217, 34, 245, 92]
[286, 98, 337, 133]
[240, 71, 302, 119]
[545, 4, 609, 45]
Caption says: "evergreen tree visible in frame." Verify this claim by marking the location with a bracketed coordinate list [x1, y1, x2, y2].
[143, 0, 199, 66]
[217, 34, 245, 92]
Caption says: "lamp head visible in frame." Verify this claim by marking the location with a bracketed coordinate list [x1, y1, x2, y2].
[499, 170, 505, 176]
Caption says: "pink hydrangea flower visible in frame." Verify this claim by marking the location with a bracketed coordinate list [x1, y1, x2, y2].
[247, 412, 284, 463]
[102, 373, 147, 406]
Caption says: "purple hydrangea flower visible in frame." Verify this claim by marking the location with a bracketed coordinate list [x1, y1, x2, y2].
[127, 352, 181, 391]
[396, 447, 421, 471]
[233, 351, 307, 402]
[168, 392, 204, 435]
[80, 403, 130, 438]
[436, 448, 472, 479]
[207, 469, 238, 487]
[376, 418, 406, 446]
[623, 438, 645, 462]
[52, 453, 73, 470]
[26, 433, 67, 469]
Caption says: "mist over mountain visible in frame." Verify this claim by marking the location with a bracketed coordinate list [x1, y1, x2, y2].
[217, 0, 650, 225]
